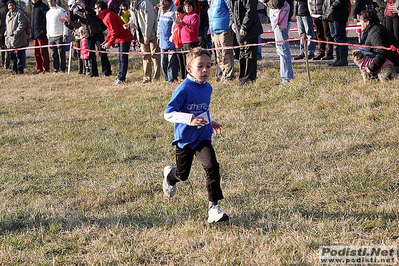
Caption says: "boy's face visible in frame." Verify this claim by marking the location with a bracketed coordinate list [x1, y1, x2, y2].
[175, 11, 184, 20]
[186, 54, 211, 83]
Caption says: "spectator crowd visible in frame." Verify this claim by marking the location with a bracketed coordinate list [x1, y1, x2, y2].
[0, 0, 398, 84]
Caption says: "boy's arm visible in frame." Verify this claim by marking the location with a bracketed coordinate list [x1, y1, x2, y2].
[164, 112, 193, 125]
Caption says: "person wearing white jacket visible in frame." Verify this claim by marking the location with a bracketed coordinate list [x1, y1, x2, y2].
[46, 0, 68, 73]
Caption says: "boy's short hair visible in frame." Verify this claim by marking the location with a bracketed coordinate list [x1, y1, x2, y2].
[176, 5, 184, 13]
[183, 0, 196, 12]
[186, 47, 211, 66]
[358, 10, 380, 26]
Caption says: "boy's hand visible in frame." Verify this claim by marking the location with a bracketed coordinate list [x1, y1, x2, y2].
[190, 116, 207, 127]
[211, 121, 222, 136]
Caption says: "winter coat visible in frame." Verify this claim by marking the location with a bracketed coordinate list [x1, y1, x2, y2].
[66, 5, 105, 38]
[128, 0, 158, 42]
[364, 23, 399, 72]
[229, 0, 263, 42]
[97, 8, 133, 46]
[5, 8, 28, 48]
[322, 0, 350, 22]
[308, 0, 325, 18]
[31, 0, 49, 39]
[157, 3, 176, 50]
[0, 2, 8, 36]
[384, 0, 397, 17]
[294, 0, 310, 16]
[181, 11, 200, 43]
[208, 0, 232, 34]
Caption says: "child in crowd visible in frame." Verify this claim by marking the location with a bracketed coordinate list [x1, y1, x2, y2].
[118, 3, 130, 24]
[171, 5, 186, 80]
[163, 47, 229, 224]
[79, 27, 90, 75]
[175, 0, 200, 80]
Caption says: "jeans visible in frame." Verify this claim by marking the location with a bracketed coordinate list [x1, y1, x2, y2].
[257, 12, 265, 60]
[273, 22, 294, 83]
[329, 21, 348, 51]
[118, 41, 131, 81]
[48, 35, 66, 72]
[161, 48, 179, 82]
[296, 15, 317, 55]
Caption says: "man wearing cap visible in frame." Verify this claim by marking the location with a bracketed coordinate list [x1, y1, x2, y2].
[31, 0, 50, 74]
[94, 1, 133, 84]
[157, 0, 178, 84]
[5, 0, 28, 74]
[46, 0, 68, 73]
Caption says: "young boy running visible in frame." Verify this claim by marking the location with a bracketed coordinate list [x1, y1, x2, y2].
[163, 47, 229, 223]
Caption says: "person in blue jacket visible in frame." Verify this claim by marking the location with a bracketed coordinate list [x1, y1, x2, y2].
[163, 47, 229, 224]
[208, 0, 235, 80]
[158, 0, 179, 84]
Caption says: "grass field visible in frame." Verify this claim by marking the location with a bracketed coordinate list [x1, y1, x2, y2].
[0, 50, 398, 265]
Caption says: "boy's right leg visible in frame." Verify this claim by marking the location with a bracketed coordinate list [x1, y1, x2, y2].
[163, 145, 195, 197]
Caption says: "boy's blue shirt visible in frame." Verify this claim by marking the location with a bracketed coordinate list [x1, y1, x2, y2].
[164, 78, 213, 149]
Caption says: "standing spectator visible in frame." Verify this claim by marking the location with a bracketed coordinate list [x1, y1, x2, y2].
[229, 0, 263, 85]
[46, 0, 68, 73]
[309, 0, 334, 60]
[293, 0, 316, 59]
[179, 0, 200, 50]
[0, 0, 10, 69]
[118, 2, 130, 23]
[384, 0, 399, 41]
[208, 0, 235, 80]
[171, 5, 185, 80]
[95, 1, 133, 84]
[108, 0, 121, 13]
[323, 0, 350, 66]
[126, 0, 161, 83]
[5, 0, 28, 74]
[198, 0, 211, 48]
[257, 0, 266, 60]
[158, 0, 179, 84]
[267, 0, 294, 84]
[62, 0, 112, 77]
[79, 26, 91, 74]
[31, 0, 50, 74]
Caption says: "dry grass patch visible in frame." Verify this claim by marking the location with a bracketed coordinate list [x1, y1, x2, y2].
[0, 55, 398, 265]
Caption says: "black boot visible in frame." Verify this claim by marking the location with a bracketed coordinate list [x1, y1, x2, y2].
[329, 48, 340, 66]
[331, 48, 348, 67]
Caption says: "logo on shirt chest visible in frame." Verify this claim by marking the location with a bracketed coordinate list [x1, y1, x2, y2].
[187, 102, 209, 112]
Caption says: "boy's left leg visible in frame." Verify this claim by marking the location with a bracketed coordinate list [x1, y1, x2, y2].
[195, 140, 223, 202]
[195, 141, 228, 223]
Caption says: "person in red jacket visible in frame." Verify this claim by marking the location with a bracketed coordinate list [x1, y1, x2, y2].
[95, 1, 133, 84]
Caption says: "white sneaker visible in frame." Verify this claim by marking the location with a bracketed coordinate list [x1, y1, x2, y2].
[207, 205, 229, 223]
[163, 166, 176, 197]
[113, 79, 125, 85]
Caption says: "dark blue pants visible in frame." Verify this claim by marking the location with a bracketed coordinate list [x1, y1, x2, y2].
[118, 41, 131, 81]
[329, 21, 348, 50]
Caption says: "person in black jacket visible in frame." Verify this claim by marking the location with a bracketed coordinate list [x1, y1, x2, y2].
[359, 10, 399, 74]
[293, 0, 317, 60]
[62, 0, 112, 77]
[0, 0, 9, 69]
[322, 0, 350, 66]
[229, 0, 263, 85]
[31, 0, 50, 73]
